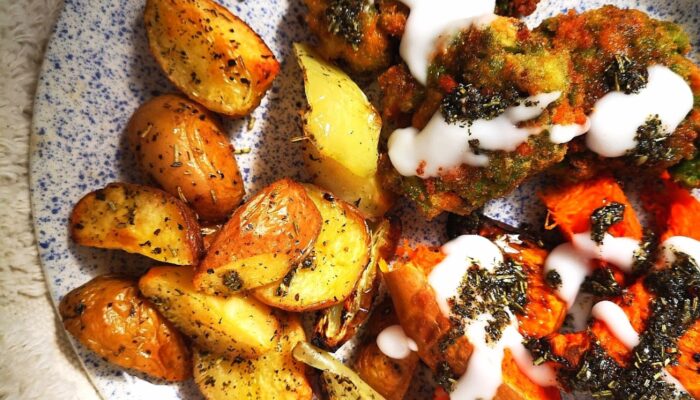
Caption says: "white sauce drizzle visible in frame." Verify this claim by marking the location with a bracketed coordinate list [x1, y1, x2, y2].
[388, 92, 562, 177]
[376, 325, 418, 359]
[544, 232, 640, 308]
[587, 65, 694, 157]
[591, 301, 689, 395]
[591, 301, 640, 349]
[661, 236, 700, 266]
[428, 235, 557, 399]
[548, 118, 591, 144]
[397, 0, 496, 85]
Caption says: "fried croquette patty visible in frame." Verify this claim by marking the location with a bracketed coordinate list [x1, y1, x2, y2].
[379, 6, 699, 218]
[303, 0, 543, 73]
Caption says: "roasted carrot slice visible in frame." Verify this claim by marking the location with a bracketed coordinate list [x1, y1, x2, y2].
[540, 176, 643, 240]
[498, 350, 561, 400]
[643, 178, 700, 241]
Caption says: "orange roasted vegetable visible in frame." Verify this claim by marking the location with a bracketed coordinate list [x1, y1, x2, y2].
[59, 275, 191, 381]
[540, 176, 643, 240]
[643, 177, 700, 241]
[194, 178, 322, 295]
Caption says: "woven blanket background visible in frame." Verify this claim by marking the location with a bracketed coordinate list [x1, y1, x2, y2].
[0, 1, 100, 398]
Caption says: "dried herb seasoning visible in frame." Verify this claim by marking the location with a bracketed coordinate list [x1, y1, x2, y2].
[448, 258, 528, 343]
[222, 270, 243, 292]
[325, 0, 366, 46]
[627, 115, 675, 165]
[590, 202, 625, 244]
[581, 268, 621, 298]
[605, 54, 649, 94]
[440, 83, 518, 125]
[545, 270, 563, 290]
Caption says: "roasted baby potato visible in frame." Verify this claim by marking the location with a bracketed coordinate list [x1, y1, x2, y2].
[127, 95, 245, 222]
[194, 314, 312, 400]
[70, 182, 203, 265]
[353, 301, 420, 400]
[296, 43, 393, 218]
[194, 179, 322, 295]
[144, 0, 280, 117]
[312, 218, 400, 349]
[253, 184, 371, 311]
[292, 341, 385, 400]
[139, 266, 279, 358]
[59, 275, 191, 382]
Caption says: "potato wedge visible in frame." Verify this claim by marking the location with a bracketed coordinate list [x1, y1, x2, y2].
[70, 182, 202, 265]
[253, 184, 371, 311]
[296, 43, 393, 218]
[59, 275, 191, 382]
[127, 94, 245, 222]
[194, 178, 322, 295]
[312, 218, 400, 349]
[144, 0, 279, 117]
[194, 314, 312, 400]
[139, 266, 279, 358]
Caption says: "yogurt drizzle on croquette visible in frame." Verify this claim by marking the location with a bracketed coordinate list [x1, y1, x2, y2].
[425, 235, 557, 399]
[388, 1, 693, 177]
[587, 65, 694, 157]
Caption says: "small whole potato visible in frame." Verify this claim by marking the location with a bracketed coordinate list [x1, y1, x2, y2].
[127, 95, 245, 222]
[59, 275, 191, 382]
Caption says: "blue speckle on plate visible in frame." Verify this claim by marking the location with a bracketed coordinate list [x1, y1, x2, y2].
[30, 0, 699, 398]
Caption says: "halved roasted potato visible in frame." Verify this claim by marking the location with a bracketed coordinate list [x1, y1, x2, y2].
[144, 0, 280, 117]
[253, 184, 371, 311]
[296, 43, 393, 218]
[194, 178, 322, 295]
[70, 182, 203, 265]
[312, 218, 400, 349]
[139, 266, 279, 358]
[59, 275, 191, 382]
[193, 314, 312, 400]
[127, 94, 245, 222]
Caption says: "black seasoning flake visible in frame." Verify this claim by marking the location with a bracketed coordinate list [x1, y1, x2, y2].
[545, 270, 562, 290]
[590, 202, 625, 244]
[605, 54, 649, 95]
[222, 270, 243, 292]
[627, 115, 675, 165]
[440, 83, 518, 125]
[581, 268, 621, 298]
[325, 0, 366, 46]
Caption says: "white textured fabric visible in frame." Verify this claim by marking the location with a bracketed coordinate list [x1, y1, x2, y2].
[0, 1, 100, 399]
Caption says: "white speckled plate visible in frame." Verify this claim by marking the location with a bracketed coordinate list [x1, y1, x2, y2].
[30, 0, 699, 398]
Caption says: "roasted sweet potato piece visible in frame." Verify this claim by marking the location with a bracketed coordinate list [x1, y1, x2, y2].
[59, 275, 191, 382]
[194, 179, 322, 296]
[144, 0, 279, 117]
[193, 314, 312, 400]
[497, 351, 562, 400]
[643, 177, 700, 241]
[253, 184, 371, 311]
[70, 182, 203, 265]
[139, 266, 279, 358]
[540, 176, 643, 240]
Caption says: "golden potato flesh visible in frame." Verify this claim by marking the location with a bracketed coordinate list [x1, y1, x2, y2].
[127, 94, 245, 222]
[144, 0, 279, 117]
[295, 43, 393, 218]
[139, 266, 279, 358]
[194, 178, 322, 296]
[59, 275, 191, 382]
[70, 182, 203, 265]
[194, 314, 312, 400]
[253, 184, 371, 311]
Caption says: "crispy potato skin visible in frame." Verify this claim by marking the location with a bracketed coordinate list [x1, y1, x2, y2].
[194, 314, 312, 400]
[59, 275, 191, 382]
[195, 178, 322, 295]
[253, 184, 371, 311]
[70, 182, 203, 265]
[139, 266, 279, 358]
[127, 95, 245, 222]
[144, 0, 279, 117]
